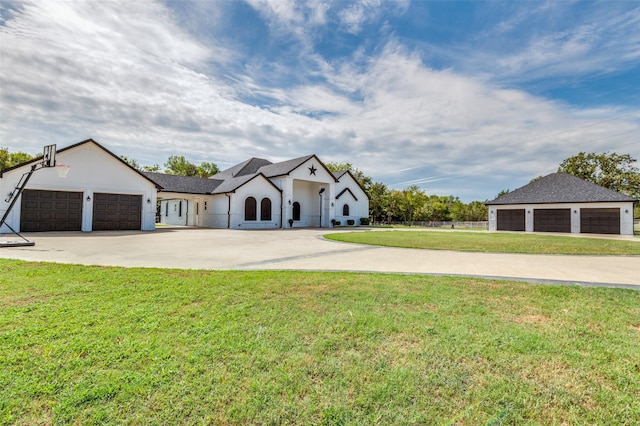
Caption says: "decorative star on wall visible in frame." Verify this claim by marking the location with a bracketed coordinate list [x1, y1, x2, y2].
[308, 165, 317, 175]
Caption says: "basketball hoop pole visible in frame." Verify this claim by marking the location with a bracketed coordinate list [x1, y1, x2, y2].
[1, 144, 58, 247]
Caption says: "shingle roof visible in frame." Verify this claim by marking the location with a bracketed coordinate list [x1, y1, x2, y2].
[332, 170, 349, 179]
[215, 157, 273, 179]
[210, 173, 259, 194]
[486, 173, 637, 205]
[143, 172, 222, 194]
[257, 155, 315, 177]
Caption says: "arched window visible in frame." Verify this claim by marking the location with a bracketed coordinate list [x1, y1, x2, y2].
[260, 198, 272, 221]
[343, 204, 350, 216]
[245, 197, 257, 221]
[292, 202, 301, 221]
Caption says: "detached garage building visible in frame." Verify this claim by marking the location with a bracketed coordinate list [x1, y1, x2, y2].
[0, 139, 160, 233]
[486, 173, 636, 236]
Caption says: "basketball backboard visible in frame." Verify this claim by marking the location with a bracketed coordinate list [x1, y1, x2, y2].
[43, 144, 56, 167]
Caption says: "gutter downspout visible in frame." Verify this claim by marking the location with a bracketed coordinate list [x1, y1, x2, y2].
[280, 191, 284, 228]
[319, 188, 325, 228]
[185, 199, 189, 226]
[226, 193, 231, 229]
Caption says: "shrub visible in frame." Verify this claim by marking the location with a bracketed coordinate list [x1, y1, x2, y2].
[347, 219, 355, 226]
[334, 220, 341, 226]
[360, 217, 370, 225]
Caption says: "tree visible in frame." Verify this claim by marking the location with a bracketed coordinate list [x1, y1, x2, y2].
[402, 185, 427, 224]
[1, 147, 34, 171]
[325, 162, 373, 192]
[368, 182, 390, 223]
[120, 155, 140, 170]
[495, 189, 510, 199]
[558, 152, 640, 198]
[196, 161, 219, 178]
[164, 155, 218, 178]
[142, 164, 161, 173]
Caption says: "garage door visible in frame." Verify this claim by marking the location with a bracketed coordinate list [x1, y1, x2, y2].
[581, 208, 620, 234]
[497, 209, 525, 231]
[20, 190, 83, 232]
[92, 193, 142, 231]
[534, 209, 571, 233]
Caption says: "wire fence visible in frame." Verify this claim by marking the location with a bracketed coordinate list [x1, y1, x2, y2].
[373, 221, 489, 229]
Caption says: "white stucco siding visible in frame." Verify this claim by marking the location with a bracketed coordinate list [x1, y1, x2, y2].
[289, 159, 334, 183]
[334, 173, 369, 225]
[230, 177, 282, 229]
[488, 202, 635, 235]
[291, 180, 323, 228]
[1, 142, 157, 232]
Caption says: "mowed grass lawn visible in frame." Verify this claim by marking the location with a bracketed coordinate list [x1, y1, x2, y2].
[2, 260, 639, 425]
[325, 230, 640, 255]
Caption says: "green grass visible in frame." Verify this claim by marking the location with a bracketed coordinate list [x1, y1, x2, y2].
[325, 230, 640, 255]
[2, 260, 639, 424]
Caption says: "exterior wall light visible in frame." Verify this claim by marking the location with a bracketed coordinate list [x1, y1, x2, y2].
[86, 195, 91, 202]
[147, 198, 151, 204]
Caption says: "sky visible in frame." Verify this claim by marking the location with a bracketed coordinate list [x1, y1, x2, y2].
[1, 0, 639, 201]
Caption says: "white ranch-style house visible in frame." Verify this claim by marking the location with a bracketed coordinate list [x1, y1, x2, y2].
[0, 139, 370, 233]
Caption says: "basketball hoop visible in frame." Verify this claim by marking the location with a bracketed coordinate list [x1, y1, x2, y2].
[55, 164, 71, 178]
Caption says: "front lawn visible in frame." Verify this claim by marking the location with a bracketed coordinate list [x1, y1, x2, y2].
[1, 259, 639, 424]
[325, 230, 640, 255]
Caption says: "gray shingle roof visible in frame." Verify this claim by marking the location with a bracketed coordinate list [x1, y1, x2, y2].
[486, 173, 637, 205]
[257, 155, 315, 177]
[215, 158, 273, 179]
[142, 172, 222, 194]
[332, 170, 349, 179]
[210, 173, 260, 194]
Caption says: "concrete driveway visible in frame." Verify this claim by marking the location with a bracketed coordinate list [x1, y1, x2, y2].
[1, 228, 638, 289]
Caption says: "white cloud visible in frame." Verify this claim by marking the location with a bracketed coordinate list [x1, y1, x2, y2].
[1, 1, 638, 201]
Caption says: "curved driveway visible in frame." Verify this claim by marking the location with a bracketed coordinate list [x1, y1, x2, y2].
[1, 228, 638, 289]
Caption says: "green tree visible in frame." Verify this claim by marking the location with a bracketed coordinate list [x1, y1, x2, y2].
[164, 155, 218, 178]
[142, 164, 161, 173]
[325, 162, 373, 192]
[120, 155, 140, 170]
[0, 147, 34, 171]
[558, 151, 640, 198]
[196, 161, 219, 178]
[495, 189, 510, 199]
[368, 182, 389, 223]
[165, 155, 198, 176]
[402, 185, 428, 224]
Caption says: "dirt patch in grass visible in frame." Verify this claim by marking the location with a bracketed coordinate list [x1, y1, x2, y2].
[513, 314, 551, 324]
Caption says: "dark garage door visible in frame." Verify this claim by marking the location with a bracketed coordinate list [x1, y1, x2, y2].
[534, 209, 571, 233]
[581, 208, 620, 234]
[92, 193, 142, 231]
[20, 189, 83, 232]
[497, 209, 525, 231]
